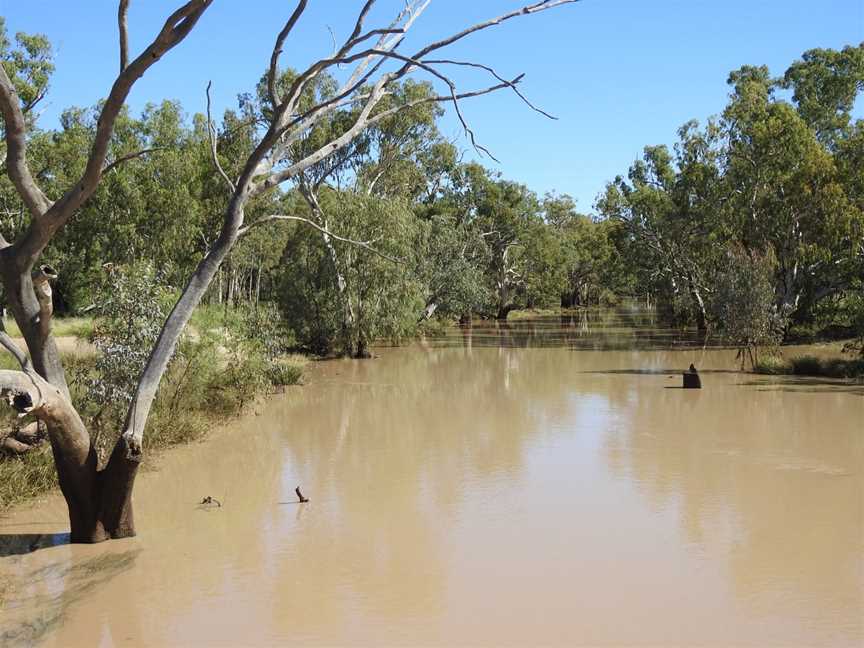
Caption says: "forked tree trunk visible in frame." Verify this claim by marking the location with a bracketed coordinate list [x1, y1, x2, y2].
[0, 264, 141, 543]
[0, 366, 140, 542]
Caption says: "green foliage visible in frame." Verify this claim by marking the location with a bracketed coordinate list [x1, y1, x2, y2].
[278, 193, 423, 356]
[710, 248, 789, 367]
[414, 212, 492, 318]
[790, 355, 864, 379]
[782, 44, 864, 144]
[268, 356, 307, 387]
[599, 44, 864, 336]
[752, 353, 864, 378]
[0, 18, 53, 114]
[752, 355, 790, 375]
[0, 446, 57, 508]
[546, 195, 627, 307]
[63, 263, 170, 458]
[207, 341, 269, 414]
[85, 263, 169, 406]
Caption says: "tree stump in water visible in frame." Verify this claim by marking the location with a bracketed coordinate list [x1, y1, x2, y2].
[682, 371, 701, 389]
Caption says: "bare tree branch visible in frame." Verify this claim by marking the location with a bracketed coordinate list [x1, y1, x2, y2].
[259, 76, 517, 192]
[274, 1, 428, 132]
[0, 66, 52, 217]
[268, 0, 309, 107]
[411, 0, 581, 61]
[256, 0, 578, 190]
[334, 47, 509, 160]
[206, 81, 236, 193]
[238, 214, 402, 263]
[347, 0, 379, 45]
[119, 0, 131, 72]
[425, 58, 557, 119]
[22, 85, 49, 115]
[102, 147, 163, 175]
[0, 318, 31, 372]
[12, 0, 213, 269]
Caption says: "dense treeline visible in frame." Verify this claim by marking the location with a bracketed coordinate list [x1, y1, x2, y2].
[599, 45, 864, 350]
[2, 23, 862, 358]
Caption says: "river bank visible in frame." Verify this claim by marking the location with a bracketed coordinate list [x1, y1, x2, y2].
[0, 339, 307, 510]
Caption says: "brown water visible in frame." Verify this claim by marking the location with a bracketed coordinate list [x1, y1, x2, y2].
[1, 312, 862, 646]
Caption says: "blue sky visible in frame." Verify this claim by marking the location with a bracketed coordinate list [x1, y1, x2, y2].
[1, 1, 861, 212]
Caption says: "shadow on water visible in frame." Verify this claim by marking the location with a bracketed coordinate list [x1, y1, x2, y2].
[581, 368, 740, 376]
[740, 378, 864, 396]
[0, 532, 70, 557]
[1, 549, 140, 647]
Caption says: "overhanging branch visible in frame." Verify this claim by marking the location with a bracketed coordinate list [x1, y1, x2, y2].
[206, 81, 236, 193]
[238, 214, 403, 264]
[102, 147, 164, 174]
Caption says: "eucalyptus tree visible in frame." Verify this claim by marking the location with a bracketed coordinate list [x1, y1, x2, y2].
[235, 66, 451, 354]
[278, 192, 422, 357]
[782, 43, 864, 147]
[414, 210, 492, 322]
[45, 101, 212, 308]
[449, 163, 544, 319]
[710, 247, 788, 368]
[0, 0, 580, 542]
[412, 150, 494, 322]
[597, 134, 722, 330]
[544, 194, 622, 307]
[599, 48, 864, 330]
[722, 63, 862, 317]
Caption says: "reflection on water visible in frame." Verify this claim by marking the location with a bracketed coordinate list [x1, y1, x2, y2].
[0, 310, 861, 646]
[0, 533, 69, 558]
[2, 549, 139, 645]
[424, 307, 711, 350]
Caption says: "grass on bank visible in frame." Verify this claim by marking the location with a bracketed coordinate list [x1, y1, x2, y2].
[0, 339, 307, 510]
[2, 316, 94, 339]
[753, 354, 864, 379]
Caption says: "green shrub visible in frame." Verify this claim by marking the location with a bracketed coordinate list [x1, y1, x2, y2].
[268, 355, 307, 386]
[820, 358, 864, 379]
[1, 301, 307, 509]
[418, 316, 451, 338]
[753, 355, 791, 375]
[790, 355, 823, 376]
[598, 288, 620, 307]
[206, 347, 269, 414]
[710, 247, 789, 368]
[787, 355, 864, 379]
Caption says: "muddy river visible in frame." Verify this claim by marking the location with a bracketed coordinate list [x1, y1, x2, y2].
[1, 311, 862, 646]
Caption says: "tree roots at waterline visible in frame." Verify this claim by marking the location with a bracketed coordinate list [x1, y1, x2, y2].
[0, 372, 141, 543]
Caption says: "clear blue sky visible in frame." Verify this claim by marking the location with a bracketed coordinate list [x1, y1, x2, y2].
[1, 1, 861, 213]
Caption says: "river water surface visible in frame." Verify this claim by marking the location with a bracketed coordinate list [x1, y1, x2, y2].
[1, 311, 862, 646]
